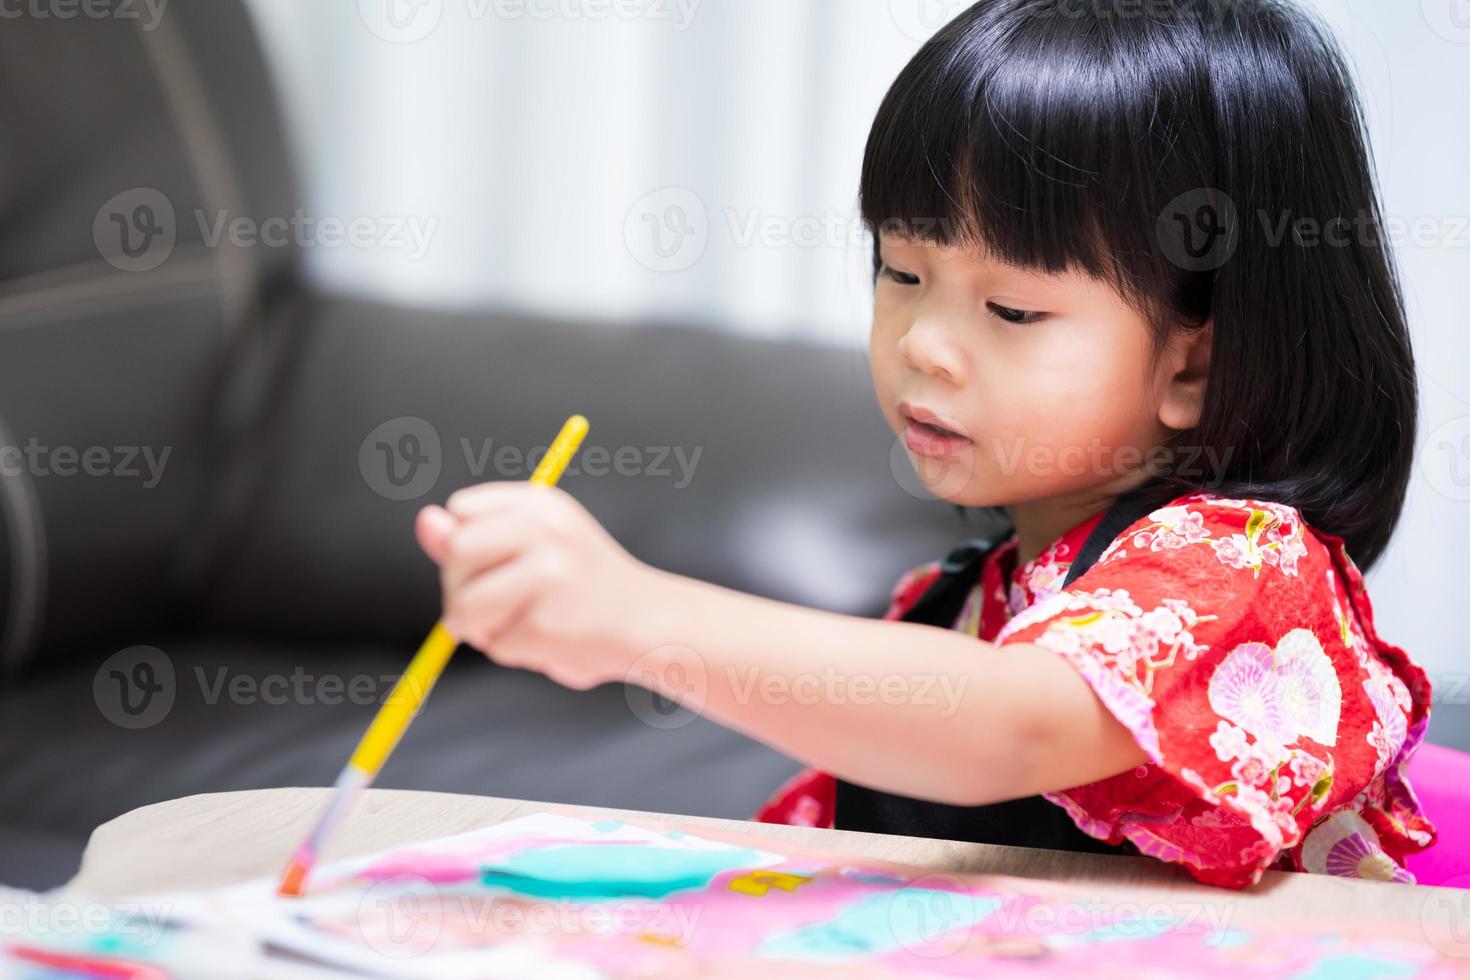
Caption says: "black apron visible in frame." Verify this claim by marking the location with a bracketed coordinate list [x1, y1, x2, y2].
[834, 482, 1168, 855]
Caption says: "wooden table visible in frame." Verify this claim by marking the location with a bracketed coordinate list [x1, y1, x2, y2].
[66, 788, 1468, 958]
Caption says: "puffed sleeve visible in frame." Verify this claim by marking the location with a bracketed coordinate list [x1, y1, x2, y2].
[993, 494, 1434, 889]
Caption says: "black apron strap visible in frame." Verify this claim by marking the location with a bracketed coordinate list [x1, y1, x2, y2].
[900, 480, 1166, 629]
[1060, 481, 1168, 588]
[834, 480, 1173, 854]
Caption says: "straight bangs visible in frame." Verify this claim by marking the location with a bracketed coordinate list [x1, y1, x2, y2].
[860, 0, 1217, 333]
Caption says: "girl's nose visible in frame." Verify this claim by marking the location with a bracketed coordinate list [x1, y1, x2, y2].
[897, 317, 967, 386]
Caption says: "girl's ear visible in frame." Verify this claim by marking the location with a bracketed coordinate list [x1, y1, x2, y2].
[1157, 319, 1213, 432]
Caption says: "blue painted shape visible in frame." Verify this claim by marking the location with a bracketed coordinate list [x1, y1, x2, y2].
[589, 820, 623, 833]
[1207, 928, 1255, 948]
[480, 843, 762, 900]
[759, 890, 1000, 961]
[1289, 954, 1420, 980]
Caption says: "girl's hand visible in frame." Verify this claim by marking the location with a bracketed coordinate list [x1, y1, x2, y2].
[415, 483, 664, 690]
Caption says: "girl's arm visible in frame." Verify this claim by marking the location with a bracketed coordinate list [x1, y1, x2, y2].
[419, 483, 1148, 807]
[635, 569, 1149, 805]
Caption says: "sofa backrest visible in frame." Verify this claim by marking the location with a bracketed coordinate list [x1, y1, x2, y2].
[0, 2, 299, 674]
[196, 298, 981, 646]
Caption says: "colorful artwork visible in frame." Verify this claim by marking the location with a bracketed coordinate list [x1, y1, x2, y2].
[3, 816, 1460, 978]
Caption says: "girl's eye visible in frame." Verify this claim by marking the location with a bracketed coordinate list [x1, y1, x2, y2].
[880, 263, 920, 286]
[987, 302, 1045, 325]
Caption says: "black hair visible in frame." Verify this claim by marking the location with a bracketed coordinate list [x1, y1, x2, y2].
[861, 0, 1417, 571]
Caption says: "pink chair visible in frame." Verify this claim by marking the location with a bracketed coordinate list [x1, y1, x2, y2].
[1404, 742, 1470, 887]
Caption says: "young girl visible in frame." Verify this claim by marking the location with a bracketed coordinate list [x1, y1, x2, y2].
[415, 0, 1434, 889]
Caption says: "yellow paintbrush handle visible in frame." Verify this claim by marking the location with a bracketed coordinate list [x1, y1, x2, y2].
[345, 413, 590, 778]
[346, 622, 458, 774]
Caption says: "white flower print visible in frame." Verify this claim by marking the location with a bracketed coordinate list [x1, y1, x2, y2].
[1133, 505, 1212, 551]
[1206, 502, 1308, 577]
[1300, 811, 1414, 883]
[1362, 658, 1408, 774]
[1206, 629, 1341, 746]
[1209, 721, 1251, 763]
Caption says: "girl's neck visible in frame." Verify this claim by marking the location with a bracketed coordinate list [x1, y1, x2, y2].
[1008, 474, 1157, 568]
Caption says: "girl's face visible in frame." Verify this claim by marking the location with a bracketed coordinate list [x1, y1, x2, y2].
[869, 234, 1207, 509]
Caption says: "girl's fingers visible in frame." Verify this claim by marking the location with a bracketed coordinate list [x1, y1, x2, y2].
[444, 555, 541, 650]
[446, 480, 542, 520]
[415, 505, 457, 565]
[440, 513, 541, 594]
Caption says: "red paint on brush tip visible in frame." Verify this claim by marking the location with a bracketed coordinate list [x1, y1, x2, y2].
[277, 859, 309, 897]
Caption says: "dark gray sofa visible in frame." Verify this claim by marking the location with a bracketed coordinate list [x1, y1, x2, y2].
[0, 1, 976, 889]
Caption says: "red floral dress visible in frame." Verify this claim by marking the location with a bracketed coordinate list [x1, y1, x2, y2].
[755, 491, 1436, 889]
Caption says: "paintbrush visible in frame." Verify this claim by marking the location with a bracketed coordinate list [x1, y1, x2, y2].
[277, 414, 590, 897]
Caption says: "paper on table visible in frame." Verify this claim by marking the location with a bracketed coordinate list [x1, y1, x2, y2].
[11, 814, 1463, 979]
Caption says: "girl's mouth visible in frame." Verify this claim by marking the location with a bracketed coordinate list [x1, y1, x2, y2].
[900, 404, 973, 458]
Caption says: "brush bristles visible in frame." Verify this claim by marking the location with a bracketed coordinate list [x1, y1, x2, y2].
[277, 858, 310, 898]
